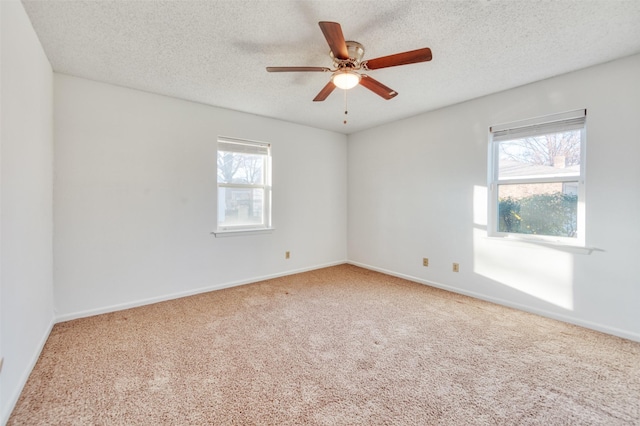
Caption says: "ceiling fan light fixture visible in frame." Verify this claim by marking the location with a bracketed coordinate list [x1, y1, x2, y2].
[332, 70, 361, 90]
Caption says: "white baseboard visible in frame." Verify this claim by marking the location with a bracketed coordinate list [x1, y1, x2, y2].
[348, 260, 640, 343]
[1, 316, 55, 426]
[55, 260, 347, 323]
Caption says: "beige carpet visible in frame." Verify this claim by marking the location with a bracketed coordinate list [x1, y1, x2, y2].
[9, 265, 640, 425]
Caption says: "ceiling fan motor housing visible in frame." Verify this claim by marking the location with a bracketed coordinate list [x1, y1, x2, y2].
[330, 41, 365, 69]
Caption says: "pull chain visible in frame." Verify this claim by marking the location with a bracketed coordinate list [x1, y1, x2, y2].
[343, 89, 348, 125]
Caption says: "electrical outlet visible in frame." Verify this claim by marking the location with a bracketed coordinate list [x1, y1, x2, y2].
[285, 251, 290, 259]
[422, 258, 429, 267]
[453, 263, 460, 272]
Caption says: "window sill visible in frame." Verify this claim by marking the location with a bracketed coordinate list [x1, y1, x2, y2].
[211, 228, 275, 238]
[485, 235, 600, 255]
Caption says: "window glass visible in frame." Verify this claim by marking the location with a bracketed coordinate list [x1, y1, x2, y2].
[217, 187, 265, 228]
[217, 152, 265, 185]
[497, 183, 578, 238]
[498, 131, 581, 180]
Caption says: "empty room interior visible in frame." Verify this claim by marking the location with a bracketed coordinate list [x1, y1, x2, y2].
[2, 0, 640, 424]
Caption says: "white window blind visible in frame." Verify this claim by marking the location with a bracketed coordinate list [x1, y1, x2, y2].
[490, 109, 586, 142]
[218, 136, 270, 156]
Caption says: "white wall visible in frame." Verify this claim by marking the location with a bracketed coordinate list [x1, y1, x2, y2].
[0, 0, 55, 422]
[54, 74, 348, 319]
[348, 54, 640, 341]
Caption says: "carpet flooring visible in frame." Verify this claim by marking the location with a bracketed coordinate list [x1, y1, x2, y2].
[8, 265, 640, 425]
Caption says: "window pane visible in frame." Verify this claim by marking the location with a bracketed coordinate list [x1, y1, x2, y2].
[498, 183, 578, 238]
[217, 151, 265, 184]
[218, 187, 264, 227]
[498, 130, 581, 180]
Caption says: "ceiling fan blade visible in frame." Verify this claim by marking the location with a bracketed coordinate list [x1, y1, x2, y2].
[364, 47, 432, 70]
[313, 81, 336, 102]
[318, 21, 349, 60]
[266, 66, 331, 72]
[359, 75, 398, 100]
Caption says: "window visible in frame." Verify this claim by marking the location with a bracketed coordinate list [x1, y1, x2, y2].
[215, 137, 272, 235]
[488, 109, 586, 245]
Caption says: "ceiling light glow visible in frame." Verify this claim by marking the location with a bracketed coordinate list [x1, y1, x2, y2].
[332, 71, 361, 90]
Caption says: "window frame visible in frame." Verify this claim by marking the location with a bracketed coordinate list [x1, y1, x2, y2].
[488, 109, 587, 246]
[213, 136, 273, 237]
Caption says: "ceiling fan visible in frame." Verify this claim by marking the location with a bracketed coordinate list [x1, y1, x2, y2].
[266, 21, 432, 102]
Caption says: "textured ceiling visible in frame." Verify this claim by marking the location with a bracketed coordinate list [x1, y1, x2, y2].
[21, 0, 640, 134]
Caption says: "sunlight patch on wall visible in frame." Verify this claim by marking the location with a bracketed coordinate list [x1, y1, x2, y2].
[473, 185, 488, 227]
[472, 186, 574, 310]
[473, 229, 574, 310]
